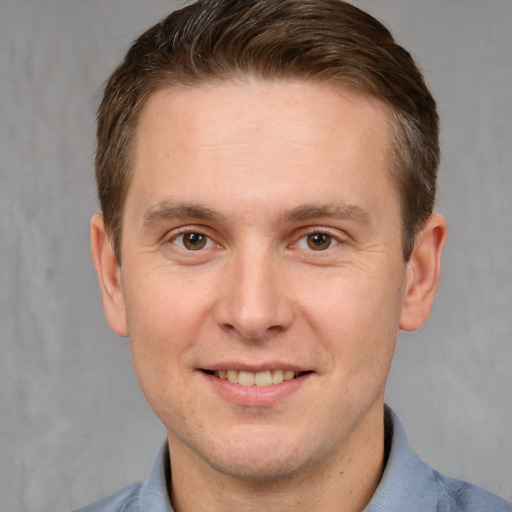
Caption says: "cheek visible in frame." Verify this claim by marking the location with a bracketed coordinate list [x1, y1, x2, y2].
[124, 268, 211, 337]
[123, 273, 206, 422]
[299, 268, 402, 368]
[122, 271, 212, 389]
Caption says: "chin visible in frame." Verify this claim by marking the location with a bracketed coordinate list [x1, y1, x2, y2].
[207, 450, 317, 484]
[184, 425, 329, 484]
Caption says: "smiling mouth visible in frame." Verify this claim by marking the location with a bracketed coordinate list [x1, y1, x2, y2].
[202, 369, 310, 387]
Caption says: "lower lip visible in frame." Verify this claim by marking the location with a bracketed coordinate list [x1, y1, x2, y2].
[201, 371, 312, 407]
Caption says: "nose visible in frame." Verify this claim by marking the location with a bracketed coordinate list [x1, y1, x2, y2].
[213, 247, 294, 341]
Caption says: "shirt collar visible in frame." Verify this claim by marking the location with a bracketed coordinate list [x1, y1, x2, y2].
[138, 440, 174, 511]
[364, 405, 442, 511]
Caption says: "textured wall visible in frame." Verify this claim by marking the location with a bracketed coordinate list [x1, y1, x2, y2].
[1, 1, 510, 510]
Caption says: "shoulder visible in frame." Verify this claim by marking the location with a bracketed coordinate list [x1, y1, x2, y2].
[71, 440, 173, 512]
[367, 406, 511, 512]
[432, 470, 512, 512]
[71, 481, 143, 512]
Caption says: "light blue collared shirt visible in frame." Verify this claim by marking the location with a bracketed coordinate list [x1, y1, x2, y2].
[74, 406, 511, 511]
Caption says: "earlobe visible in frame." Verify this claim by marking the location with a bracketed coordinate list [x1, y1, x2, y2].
[90, 213, 129, 337]
[399, 214, 447, 332]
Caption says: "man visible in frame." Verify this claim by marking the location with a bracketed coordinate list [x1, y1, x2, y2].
[78, 1, 511, 510]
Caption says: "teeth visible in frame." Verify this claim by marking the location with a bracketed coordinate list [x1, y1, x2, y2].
[215, 369, 304, 386]
[283, 370, 295, 381]
[227, 369, 238, 384]
[238, 371, 255, 386]
[272, 369, 284, 384]
[255, 370, 272, 386]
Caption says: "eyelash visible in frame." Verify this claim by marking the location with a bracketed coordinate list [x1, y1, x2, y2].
[169, 230, 217, 251]
[294, 232, 341, 251]
[167, 228, 344, 252]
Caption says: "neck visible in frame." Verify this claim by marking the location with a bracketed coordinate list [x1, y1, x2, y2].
[168, 406, 386, 512]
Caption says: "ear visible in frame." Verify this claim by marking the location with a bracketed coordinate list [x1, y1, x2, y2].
[399, 213, 447, 332]
[90, 213, 128, 337]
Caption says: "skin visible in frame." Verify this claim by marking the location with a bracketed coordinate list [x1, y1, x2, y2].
[92, 80, 446, 512]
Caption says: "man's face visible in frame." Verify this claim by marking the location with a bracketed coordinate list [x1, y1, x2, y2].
[109, 80, 413, 481]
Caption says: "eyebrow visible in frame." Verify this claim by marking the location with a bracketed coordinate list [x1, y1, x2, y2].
[143, 201, 224, 227]
[142, 200, 371, 227]
[284, 202, 371, 224]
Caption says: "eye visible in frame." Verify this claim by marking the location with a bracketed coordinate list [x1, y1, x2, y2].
[173, 232, 213, 251]
[296, 232, 339, 251]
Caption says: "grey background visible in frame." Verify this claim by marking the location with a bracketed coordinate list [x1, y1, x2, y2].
[1, 1, 511, 510]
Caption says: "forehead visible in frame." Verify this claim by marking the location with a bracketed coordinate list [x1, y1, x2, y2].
[135, 78, 392, 151]
[128, 79, 396, 220]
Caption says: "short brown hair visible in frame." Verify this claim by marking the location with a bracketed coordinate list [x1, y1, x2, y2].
[96, 0, 439, 262]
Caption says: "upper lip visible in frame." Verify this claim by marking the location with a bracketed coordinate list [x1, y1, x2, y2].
[199, 362, 312, 373]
